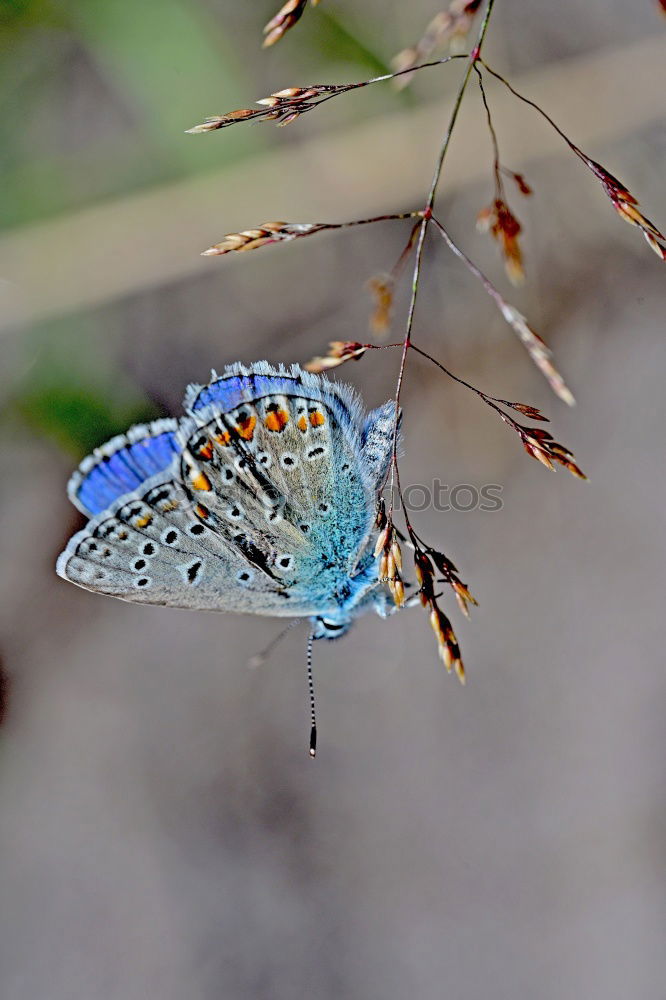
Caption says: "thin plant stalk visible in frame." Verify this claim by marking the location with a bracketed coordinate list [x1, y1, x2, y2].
[387, 0, 497, 509]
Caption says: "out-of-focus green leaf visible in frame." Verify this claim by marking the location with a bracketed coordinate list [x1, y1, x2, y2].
[0, 0, 60, 32]
[62, 0, 263, 170]
[10, 312, 159, 456]
[1, 0, 271, 226]
[17, 380, 158, 457]
[315, 9, 393, 77]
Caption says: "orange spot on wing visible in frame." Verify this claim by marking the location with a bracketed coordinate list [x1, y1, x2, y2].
[297, 415, 308, 432]
[135, 514, 153, 528]
[195, 504, 209, 518]
[215, 430, 231, 446]
[309, 410, 325, 427]
[265, 408, 289, 432]
[237, 415, 257, 440]
[198, 441, 214, 460]
[191, 471, 212, 492]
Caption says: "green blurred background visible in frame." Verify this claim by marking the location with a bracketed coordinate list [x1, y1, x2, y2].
[1, 3, 666, 999]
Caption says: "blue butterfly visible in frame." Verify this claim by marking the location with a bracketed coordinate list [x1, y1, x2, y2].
[57, 363, 400, 752]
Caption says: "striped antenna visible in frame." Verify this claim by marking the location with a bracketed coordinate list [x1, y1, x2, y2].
[306, 631, 317, 758]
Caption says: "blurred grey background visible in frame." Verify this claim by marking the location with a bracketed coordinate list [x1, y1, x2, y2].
[1, 2, 665, 998]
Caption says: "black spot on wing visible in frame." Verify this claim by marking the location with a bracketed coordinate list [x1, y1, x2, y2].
[232, 533, 280, 582]
[187, 560, 202, 583]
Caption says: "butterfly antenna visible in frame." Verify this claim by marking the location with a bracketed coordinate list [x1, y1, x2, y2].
[247, 618, 302, 669]
[306, 631, 317, 758]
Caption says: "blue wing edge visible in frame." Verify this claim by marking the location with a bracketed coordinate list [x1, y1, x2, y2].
[67, 418, 181, 518]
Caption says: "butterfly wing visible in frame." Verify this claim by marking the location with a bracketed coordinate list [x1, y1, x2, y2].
[360, 400, 399, 494]
[58, 364, 396, 620]
[57, 475, 296, 612]
[67, 418, 182, 516]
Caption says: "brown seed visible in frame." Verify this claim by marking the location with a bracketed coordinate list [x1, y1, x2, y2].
[374, 526, 390, 559]
[391, 577, 405, 608]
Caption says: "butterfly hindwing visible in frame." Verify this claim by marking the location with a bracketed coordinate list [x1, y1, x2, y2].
[57, 475, 307, 613]
[68, 418, 182, 516]
[361, 401, 399, 495]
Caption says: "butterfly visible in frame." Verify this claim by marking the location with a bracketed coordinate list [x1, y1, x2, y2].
[57, 362, 401, 753]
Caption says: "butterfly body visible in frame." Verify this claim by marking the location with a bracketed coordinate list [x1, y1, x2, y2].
[57, 363, 398, 639]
